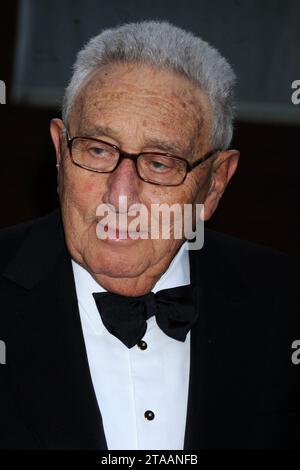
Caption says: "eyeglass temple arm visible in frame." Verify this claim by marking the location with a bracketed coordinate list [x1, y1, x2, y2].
[189, 149, 221, 170]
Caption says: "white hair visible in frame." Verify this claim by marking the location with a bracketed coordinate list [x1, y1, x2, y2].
[62, 20, 236, 149]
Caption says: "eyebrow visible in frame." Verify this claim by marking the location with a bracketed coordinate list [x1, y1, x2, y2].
[77, 124, 189, 157]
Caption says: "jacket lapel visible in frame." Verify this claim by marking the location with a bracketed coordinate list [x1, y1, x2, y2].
[3, 210, 107, 449]
[184, 233, 250, 449]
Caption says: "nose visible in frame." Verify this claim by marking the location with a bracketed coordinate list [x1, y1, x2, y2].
[102, 156, 142, 210]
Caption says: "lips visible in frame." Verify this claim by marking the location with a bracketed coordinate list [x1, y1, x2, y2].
[96, 221, 148, 241]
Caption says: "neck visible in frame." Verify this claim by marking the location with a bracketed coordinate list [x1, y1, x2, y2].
[75, 242, 186, 296]
[90, 260, 170, 296]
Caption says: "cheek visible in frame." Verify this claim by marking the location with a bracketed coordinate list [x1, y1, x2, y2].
[141, 185, 193, 206]
[63, 168, 107, 210]
[139, 184, 199, 228]
[184, 170, 211, 203]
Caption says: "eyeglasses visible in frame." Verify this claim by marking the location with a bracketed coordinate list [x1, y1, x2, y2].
[65, 130, 219, 186]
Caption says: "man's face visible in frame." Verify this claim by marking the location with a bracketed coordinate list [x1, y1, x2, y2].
[50, 63, 238, 294]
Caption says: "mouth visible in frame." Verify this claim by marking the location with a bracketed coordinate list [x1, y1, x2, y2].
[95, 221, 148, 242]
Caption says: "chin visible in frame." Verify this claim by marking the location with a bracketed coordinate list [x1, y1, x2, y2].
[84, 242, 150, 279]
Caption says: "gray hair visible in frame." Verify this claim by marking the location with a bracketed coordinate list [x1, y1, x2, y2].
[62, 21, 236, 150]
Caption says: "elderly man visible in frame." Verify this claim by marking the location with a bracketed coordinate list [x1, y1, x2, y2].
[0, 21, 299, 450]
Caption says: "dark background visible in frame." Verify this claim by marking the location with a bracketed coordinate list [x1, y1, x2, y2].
[1, 0, 299, 255]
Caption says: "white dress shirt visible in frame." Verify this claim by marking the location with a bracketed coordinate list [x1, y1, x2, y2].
[71, 242, 191, 450]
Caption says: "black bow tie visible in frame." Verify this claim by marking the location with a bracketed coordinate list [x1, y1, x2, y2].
[92, 285, 198, 348]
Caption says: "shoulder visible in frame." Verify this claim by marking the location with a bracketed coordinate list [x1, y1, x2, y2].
[201, 230, 300, 393]
[0, 219, 35, 270]
[0, 210, 61, 273]
[204, 228, 299, 287]
[198, 228, 299, 328]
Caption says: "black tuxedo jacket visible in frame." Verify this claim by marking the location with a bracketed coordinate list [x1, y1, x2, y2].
[0, 209, 299, 449]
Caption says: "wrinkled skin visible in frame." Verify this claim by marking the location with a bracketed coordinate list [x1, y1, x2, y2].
[50, 62, 239, 295]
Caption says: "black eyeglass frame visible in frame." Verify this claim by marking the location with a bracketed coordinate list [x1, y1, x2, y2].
[65, 129, 220, 186]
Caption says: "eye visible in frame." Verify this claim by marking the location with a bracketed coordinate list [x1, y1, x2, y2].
[150, 160, 168, 170]
[88, 146, 106, 157]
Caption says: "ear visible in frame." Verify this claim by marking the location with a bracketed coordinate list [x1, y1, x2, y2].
[50, 118, 66, 167]
[203, 149, 240, 221]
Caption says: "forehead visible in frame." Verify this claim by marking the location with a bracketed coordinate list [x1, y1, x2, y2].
[70, 63, 212, 152]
